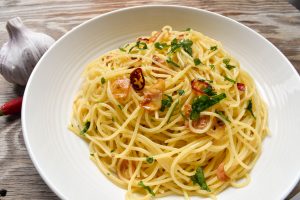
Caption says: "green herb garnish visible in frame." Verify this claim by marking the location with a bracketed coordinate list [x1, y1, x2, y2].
[160, 94, 173, 112]
[110, 149, 115, 153]
[223, 58, 236, 70]
[194, 58, 202, 66]
[119, 47, 126, 52]
[129, 41, 148, 52]
[178, 89, 185, 96]
[169, 39, 193, 56]
[246, 100, 256, 119]
[166, 57, 180, 68]
[215, 110, 231, 123]
[202, 85, 216, 96]
[209, 64, 215, 70]
[138, 181, 155, 196]
[185, 28, 191, 31]
[190, 93, 226, 120]
[191, 166, 211, 192]
[118, 104, 122, 110]
[154, 42, 168, 50]
[224, 75, 236, 83]
[80, 121, 90, 135]
[146, 157, 154, 164]
[210, 46, 218, 51]
[101, 77, 106, 84]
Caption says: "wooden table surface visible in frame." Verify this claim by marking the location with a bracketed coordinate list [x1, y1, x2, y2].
[0, 0, 299, 199]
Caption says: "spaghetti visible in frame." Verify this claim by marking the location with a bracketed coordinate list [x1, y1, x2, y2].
[69, 26, 269, 199]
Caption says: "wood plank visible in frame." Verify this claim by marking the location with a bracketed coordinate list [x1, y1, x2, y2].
[0, 1, 299, 199]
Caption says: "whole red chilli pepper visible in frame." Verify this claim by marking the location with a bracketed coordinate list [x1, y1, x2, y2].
[0, 97, 23, 116]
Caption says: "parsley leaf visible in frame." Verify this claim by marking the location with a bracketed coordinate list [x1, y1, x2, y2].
[210, 46, 218, 51]
[146, 157, 154, 164]
[166, 57, 180, 68]
[215, 110, 231, 123]
[169, 39, 193, 56]
[178, 89, 185, 96]
[223, 58, 230, 65]
[119, 47, 126, 52]
[101, 77, 106, 84]
[209, 64, 215, 70]
[190, 93, 226, 120]
[202, 85, 216, 96]
[191, 166, 210, 192]
[194, 58, 202, 66]
[185, 28, 191, 31]
[129, 41, 148, 52]
[160, 95, 173, 112]
[181, 39, 193, 56]
[118, 104, 122, 110]
[224, 75, 236, 83]
[110, 149, 115, 153]
[138, 181, 155, 196]
[223, 58, 236, 70]
[80, 121, 90, 135]
[154, 42, 168, 50]
[246, 100, 256, 119]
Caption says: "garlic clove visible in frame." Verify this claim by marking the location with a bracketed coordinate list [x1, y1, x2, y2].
[0, 17, 55, 85]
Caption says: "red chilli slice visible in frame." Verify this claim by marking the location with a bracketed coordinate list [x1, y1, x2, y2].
[237, 83, 245, 91]
[0, 97, 23, 116]
[191, 79, 209, 95]
[130, 68, 145, 91]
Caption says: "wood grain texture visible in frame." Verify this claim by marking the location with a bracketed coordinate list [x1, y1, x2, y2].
[0, 0, 299, 199]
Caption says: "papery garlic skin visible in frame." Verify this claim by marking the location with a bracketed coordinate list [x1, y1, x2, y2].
[0, 17, 55, 85]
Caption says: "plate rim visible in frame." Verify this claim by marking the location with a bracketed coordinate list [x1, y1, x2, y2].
[21, 4, 300, 200]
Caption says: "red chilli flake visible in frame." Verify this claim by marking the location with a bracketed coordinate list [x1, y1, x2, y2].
[237, 83, 245, 91]
[130, 68, 145, 91]
[191, 79, 209, 95]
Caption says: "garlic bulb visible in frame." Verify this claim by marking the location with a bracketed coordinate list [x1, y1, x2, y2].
[0, 17, 55, 85]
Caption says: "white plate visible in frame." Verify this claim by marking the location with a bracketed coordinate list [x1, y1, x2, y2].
[22, 5, 300, 200]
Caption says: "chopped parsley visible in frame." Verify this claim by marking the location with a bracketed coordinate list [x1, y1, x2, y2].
[129, 41, 148, 52]
[146, 157, 154, 164]
[80, 121, 90, 135]
[190, 93, 226, 120]
[209, 64, 215, 70]
[224, 75, 236, 83]
[210, 46, 218, 51]
[160, 94, 173, 112]
[194, 58, 202, 66]
[90, 153, 94, 156]
[118, 104, 122, 110]
[185, 28, 191, 31]
[215, 110, 231, 123]
[191, 166, 210, 192]
[223, 58, 236, 70]
[119, 47, 126, 52]
[178, 89, 185, 96]
[110, 149, 115, 153]
[169, 38, 193, 57]
[138, 181, 155, 196]
[101, 77, 106, 84]
[166, 57, 180, 68]
[154, 42, 168, 50]
[202, 84, 216, 96]
[246, 100, 256, 119]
